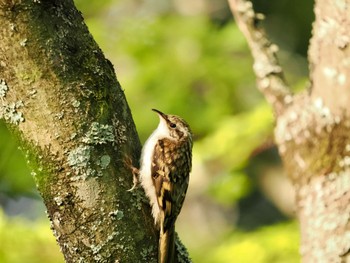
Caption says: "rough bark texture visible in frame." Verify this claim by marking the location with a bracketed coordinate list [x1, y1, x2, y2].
[229, 0, 350, 262]
[0, 0, 191, 262]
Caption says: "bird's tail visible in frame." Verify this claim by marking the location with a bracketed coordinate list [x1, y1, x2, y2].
[159, 225, 175, 263]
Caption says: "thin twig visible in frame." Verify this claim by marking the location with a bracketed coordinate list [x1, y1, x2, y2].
[228, 0, 293, 116]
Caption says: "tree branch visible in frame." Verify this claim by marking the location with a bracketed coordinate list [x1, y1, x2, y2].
[308, 0, 350, 116]
[228, 0, 292, 116]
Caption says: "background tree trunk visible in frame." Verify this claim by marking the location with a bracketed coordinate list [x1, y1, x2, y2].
[229, 0, 350, 262]
[0, 0, 190, 262]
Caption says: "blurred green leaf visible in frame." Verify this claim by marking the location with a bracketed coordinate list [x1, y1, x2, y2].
[197, 103, 273, 168]
[0, 121, 34, 196]
[208, 170, 252, 205]
[0, 210, 63, 263]
[193, 222, 299, 263]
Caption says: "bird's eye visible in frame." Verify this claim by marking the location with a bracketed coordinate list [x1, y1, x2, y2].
[169, 123, 177, 128]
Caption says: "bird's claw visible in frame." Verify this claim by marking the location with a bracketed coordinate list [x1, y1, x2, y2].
[124, 155, 140, 191]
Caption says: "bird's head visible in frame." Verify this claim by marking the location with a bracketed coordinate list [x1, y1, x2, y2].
[152, 109, 192, 141]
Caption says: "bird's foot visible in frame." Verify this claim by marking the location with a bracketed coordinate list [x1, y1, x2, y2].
[123, 155, 140, 191]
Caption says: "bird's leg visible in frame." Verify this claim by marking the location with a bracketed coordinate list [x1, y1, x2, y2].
[123, 155, 140, 191]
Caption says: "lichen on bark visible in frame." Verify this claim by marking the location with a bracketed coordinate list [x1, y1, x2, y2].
[0, 0, 171, 262]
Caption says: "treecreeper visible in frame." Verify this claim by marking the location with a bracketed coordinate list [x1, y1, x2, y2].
[127, 109, 193, 263]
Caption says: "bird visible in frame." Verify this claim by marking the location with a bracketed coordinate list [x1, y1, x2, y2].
[136, 109, 193, 263]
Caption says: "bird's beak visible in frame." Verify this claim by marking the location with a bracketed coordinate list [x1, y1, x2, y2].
[152, 109, 167, 120]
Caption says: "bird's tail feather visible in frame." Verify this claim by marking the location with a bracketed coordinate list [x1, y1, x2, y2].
[159, 226, 175, 263]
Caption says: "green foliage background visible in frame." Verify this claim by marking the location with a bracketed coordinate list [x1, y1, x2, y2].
[0, 0, 313, 262]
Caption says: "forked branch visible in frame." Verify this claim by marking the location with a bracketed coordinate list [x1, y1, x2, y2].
[228, 0, 292, 116]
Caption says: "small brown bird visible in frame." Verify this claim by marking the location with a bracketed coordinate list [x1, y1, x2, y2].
[139, 109, 193, 263]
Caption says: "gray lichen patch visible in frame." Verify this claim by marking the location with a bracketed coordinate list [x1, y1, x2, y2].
[68, 145, 91, 168]
[109, 209, 124, 220]
[99, 155, 111, 169]
[82, 122, 115, 145]
[0, 79, 8, 98]
[0, 101, 25, 124]
[67, 122, 115, 179]
[72, 99, 80, 108]
[0, 80, 25, 125]
[67, 145, 100, 180]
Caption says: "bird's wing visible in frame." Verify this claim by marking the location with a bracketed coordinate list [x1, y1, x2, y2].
[151, 138, 191, 232]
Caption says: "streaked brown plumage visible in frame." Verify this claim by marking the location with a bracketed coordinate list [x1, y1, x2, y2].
[139, 109, 192, 263]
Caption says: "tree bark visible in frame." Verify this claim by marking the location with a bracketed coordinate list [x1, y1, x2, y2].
[0, 0, 190, 262]
[229, 0, 350, 262]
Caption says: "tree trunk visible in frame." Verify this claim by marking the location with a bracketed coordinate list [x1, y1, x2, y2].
[229, 0, 350, 262]
[0, 0, 190, 262]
